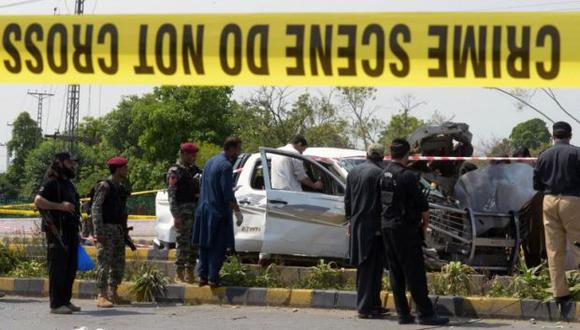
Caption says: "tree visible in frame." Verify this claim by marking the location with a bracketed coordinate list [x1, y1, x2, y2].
[133, 86, 235, 163]
[336, 87, 384, 149]
[7, 112, 42, 173]
[478, 136, 513, 156]
[510, 118, 551, 150]
[379, 95, 426, 145]
[233, 88, 351, 152]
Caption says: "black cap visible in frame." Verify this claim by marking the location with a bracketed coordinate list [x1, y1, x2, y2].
[53, 152, 78, 162]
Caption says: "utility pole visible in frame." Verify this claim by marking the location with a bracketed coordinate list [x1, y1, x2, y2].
[27, 90, 54, 134]
[63, 0, 85, 152]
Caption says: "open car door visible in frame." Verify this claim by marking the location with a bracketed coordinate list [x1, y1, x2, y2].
[259, 147, 349, 259]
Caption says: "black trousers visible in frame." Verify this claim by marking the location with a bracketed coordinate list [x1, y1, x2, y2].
[382, 227, 434, 318]
[356, 235, 385, 313]
[46, 228, 79, 309]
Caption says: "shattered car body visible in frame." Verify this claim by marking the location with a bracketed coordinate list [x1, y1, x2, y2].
[409, 122, 537, 273]
[155, 124, 538, 273]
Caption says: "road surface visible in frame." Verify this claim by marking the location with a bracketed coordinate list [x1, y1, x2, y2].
[0, 296, 575, 330]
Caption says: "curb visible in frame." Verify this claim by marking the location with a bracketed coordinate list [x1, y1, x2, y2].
[0, 277, 577, 322]
[14, 245, 176, 261]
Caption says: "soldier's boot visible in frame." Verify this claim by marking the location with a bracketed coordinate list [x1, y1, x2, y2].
[109, 287, 131, 305]
[96, 292, 113, 308]
[175, 268, 186, 283]
[184, 267, 195, 284]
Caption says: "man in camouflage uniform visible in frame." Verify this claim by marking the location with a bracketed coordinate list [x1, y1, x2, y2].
[92, 157, 130, 308]
[167, 142, 202, 284]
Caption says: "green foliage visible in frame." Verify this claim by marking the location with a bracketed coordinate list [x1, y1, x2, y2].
[301, 260, 346, 290]
[220, 256, 253, 287]
[511, 262, 551, 300]
[0, 242, 26, 275]
[510, 118, 551, 150]
[336, 87, 383, 149]
[133, 86, 235, 163]
[486, 277, 513, 298]
[380, 113, 425, 146]
[253, 264, 283, 288]
[489, 138, 514, 156]
[129, 264, 168, 302]
[233, 88, 351, 152]
[10, 259, 46, 278]
[430, 262, 474, 296]
[566, 271, 580, 301]
[6, 112, 42, 175]
[76, 269, 97, 280]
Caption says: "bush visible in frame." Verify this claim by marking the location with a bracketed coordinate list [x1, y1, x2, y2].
[486, 277, 513, 298]
[253, 264, 282, 288]
[511, 262, 551, 300]
[220, 256, 253, 287]
[10, 259, 46, 278]
[301, 260, 345, 290]
[430, 261, 474, 296]
[130, 264, 168, 302]
[0, 242, 27, 275]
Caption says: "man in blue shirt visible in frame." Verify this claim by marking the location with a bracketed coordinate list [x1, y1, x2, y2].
[193, 137, 243, 287]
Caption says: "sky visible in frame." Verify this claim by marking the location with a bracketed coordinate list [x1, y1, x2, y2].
[1, 0, 580, 172]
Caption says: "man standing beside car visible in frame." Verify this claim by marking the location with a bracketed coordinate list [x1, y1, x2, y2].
[345, 143, 388, 319]
[533, 121, 580, 321]
[271, 135, 323, 192]
[167, 143, 202, 284]
[193, 137, 244, 287]
[381, 138, 449, 326]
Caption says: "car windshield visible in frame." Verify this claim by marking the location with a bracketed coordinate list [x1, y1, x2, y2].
[338, 158, 365, 173]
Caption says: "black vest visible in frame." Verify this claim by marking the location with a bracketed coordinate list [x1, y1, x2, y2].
[380, 163, 409, 229]
[175, 164, 201, 203]
[102, 180, 128, 225]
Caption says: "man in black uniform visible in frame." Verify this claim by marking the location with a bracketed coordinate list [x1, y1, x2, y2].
[34, 152, 81, 314]
[345, 143, 388, 319]
[533, 121, 580, 321]
[381, 139, 449, 325]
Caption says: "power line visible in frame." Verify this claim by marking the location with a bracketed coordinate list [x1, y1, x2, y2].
[0, 0, 47, 9]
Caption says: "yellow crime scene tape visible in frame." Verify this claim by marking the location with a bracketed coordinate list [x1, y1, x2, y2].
[0, 190, 160, 220]
[0, 208, 156, 220]
[0, 13, 575, 87]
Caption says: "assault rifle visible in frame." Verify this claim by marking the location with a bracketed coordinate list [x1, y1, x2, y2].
[121, 213, 137, 251]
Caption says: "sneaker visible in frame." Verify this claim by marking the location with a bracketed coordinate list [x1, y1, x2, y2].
[398, 315, 416, 324]
[66, 303, 81, 312]
[96, 294, 114, 308]
[50, 306, 73, 314]
[418, 315, 450, 326]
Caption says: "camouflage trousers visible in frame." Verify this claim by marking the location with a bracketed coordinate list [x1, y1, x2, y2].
[96, 224, 125, 291]
[175, 206, 197, 272]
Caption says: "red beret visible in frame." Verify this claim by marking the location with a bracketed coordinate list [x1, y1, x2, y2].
[107, 157, 128, 167]
[180, 142, 199, 154]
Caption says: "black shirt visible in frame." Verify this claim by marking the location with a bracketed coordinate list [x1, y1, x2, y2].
[38, 177, 81, 229]
[381, 162, 429, 229]
[533, 141, 580, 197]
